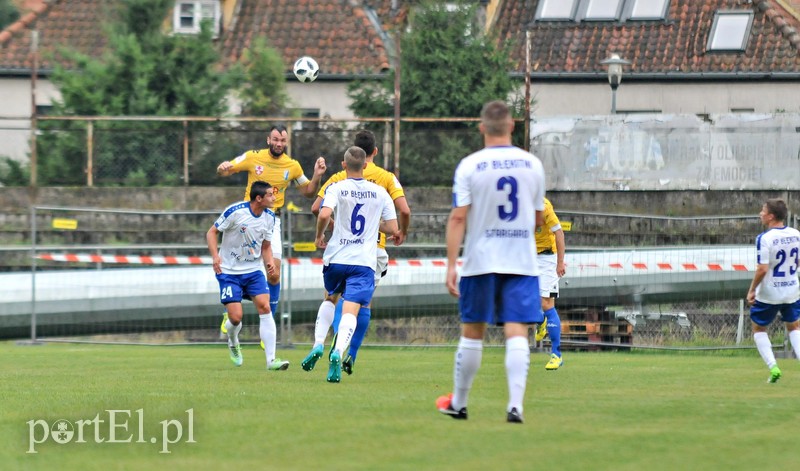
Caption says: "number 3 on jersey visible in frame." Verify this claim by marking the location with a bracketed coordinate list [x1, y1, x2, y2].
[774, 248, 799, 277]
[497, 176, 518, 221]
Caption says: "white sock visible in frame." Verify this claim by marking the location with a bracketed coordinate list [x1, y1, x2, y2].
[788, 329, 800, 360]
[314, 301, 336, 347]
[226, 319, 242, 347]
[754, 331, 777, 369]
[452, 337, 483, 411]
[260, 313, 277, 364]
[505, 336, 530, 414]
[334, 313, 357, 357]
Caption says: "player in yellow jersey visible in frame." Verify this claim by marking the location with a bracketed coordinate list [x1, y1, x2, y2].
[534, 198, 566, 370]
[301, 130, 411, 375]
[216, 125, 327, 359]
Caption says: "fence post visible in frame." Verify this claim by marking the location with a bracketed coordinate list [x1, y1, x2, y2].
[87, 120, 94, 187]
[736, 298, 744, 345]
[183, 120, 189, 185]
[281, 210, 293, 347]
[29, 205, 38, 342]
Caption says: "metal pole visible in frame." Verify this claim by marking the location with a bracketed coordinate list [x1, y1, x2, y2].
[610, 85, 618, 115]
[87, 120, 94, 186]
[393, 31, 401, 178]
[282, 210, 293, 347]
[524, 30, 531, 151]
[30, 205, 38, 342]
[183, 120, 189, 185]
[736, 298, 744, 345]
[30, 31, 39, 187]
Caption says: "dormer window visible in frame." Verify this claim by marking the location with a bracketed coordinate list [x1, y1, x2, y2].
[173, 1, 221, 36]
[584, 0, 624, 21]
[535, 0, 579, 21]
[707, 11, 753, 52]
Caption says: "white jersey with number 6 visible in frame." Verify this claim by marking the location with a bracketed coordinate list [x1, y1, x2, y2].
[755, 226, 800, 304]
[452, 145, 545, 277]
[321, 178, 397, 269]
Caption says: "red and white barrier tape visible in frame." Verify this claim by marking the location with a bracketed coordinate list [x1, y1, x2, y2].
[34, 253, 751, 271]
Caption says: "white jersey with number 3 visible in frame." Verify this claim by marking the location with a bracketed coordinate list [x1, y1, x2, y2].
[755, 226, 800, 304]
[322, 178, 397, 268]
[452, 145, 545, 277]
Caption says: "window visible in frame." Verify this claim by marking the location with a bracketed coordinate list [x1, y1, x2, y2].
[629, 0, 669, 20]
[173, 1, 220, 36]
[536, 0, 579, 21]
[707, 11, 753, 52]
[584, 0, 624, 21]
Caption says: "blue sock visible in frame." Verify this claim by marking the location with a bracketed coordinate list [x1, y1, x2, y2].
[268, 282, 280, 315]
[348, 307, 371, 362]
[545, 307, 561, 357]
[331, 298, 344, 333]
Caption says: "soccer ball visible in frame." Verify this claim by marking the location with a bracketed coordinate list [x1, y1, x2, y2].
[293, 56, 319, 83]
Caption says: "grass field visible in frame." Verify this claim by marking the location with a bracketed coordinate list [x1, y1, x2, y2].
[1, 342, 798, 471]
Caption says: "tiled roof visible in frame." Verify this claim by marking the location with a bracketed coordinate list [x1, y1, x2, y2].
[0, 0, 110, 73]
[0, 0, 399, 76]
[219, 0, 393, 75]
[494, 0, 800, 77]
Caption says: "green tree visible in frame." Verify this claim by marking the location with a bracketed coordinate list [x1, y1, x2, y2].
[238, 37, 291, 116]
[0, 0, 19, 31]
[37, 0, 241, 186]
[347, 0, 520, 186]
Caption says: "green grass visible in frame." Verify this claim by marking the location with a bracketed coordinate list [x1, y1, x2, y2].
[1, 342, 798, 470]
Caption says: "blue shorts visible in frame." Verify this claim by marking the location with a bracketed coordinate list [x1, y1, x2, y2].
[216, 271, 268, 305]
[750, 299, 800, 326]
[459, 274, 542, 325]
[323, 263, 375, 306]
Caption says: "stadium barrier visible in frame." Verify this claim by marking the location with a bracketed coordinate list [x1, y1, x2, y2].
[3, 205, 794, 354]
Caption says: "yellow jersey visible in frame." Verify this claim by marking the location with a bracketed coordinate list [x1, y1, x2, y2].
[227, 149, 309, 210]
[318, 162, 405, 249]
[535, 198, 560, 254]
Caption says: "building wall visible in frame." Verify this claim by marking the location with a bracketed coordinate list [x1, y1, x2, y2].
[0, 77, 61, 162]
[529, 82, 800, 116]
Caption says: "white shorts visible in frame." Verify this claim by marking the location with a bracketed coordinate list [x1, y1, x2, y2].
[375, 248, 389, 284]
[537, 253, 559, 299]
[271, 216, 282, 260]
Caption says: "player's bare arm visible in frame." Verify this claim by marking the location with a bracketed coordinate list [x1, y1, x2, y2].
[205, 225, 222, 275]
[445, 205, 469, 297]
[216, 161, 235, 177]
[390, 196, 411, 246]
[299, 157, 328, 198]
[315, 206, 333, 249]
[555, 228, 566, 277]
[262, 240, 275, 276]
[747, 264, 769, 305]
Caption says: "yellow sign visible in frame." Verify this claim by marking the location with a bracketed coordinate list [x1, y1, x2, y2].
[561, 221, 572, 231]
[293, 242, 317, 252]
[52, 218, 78, 230]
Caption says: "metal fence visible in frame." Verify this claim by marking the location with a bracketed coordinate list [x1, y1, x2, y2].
[1, 205, 793, 355]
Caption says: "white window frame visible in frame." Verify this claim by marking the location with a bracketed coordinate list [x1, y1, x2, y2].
[173, 1, 221, 37]
[707, 11, 753, 52]
[628, 0, 669, 20]
[535, 0, 579, 21]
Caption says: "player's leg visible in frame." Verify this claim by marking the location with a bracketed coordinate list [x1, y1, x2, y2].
[438, 274, 492, 420]
[327, 266, 374, 383]
[267, 217, 283, 317]
[343, 248, 388, 374]
[499, 274, 540, 423]
[246, 271, 288, 371]
[781, 301, 800, 360]
[217, 273, 245, 366]
[751, 302, 780, 382]
[302, 292, 340, 371]
[542, 298, 563, 370]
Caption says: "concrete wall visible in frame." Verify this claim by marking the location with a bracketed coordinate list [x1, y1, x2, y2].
[526, 82, 800, 116]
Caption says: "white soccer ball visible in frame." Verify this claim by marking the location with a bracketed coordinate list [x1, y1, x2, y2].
[293, 56, 319, 83]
